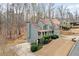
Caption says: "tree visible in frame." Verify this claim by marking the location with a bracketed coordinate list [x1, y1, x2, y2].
[48, 3, 54, 19]
[74, 10, 78, 22]
[57, 5, 67, 20]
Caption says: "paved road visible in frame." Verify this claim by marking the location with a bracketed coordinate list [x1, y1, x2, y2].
[69, 40, 79, 56]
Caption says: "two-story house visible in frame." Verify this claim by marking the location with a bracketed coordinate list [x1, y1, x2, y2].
[27, 18, 60, 43]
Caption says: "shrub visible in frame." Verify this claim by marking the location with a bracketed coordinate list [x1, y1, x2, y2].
[43, 39, 49, 44]
[50, 35, 59, 39]
[41, 37, 49, 44]
[38, 35, 52, 45]
[43, 35, 50, 39]
[31, 42, 38, 52]
[38, 39, 44, 45]
[31, 42, 43, 52]
[31, 42, 37, 45]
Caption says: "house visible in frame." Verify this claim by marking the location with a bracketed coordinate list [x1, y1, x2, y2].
[60, 20, 71, 30]
[27, 18, 60, 43]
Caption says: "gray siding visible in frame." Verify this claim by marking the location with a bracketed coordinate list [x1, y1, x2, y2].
[29, 24, 38, 43]
[53, 25, 60, 35]
[38, 21, 44, 29]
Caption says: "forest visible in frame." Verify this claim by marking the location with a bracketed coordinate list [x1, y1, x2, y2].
[0, 3, 78, 44]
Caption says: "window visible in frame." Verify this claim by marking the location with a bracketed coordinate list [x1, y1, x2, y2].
[38, 32, 41, 36]
[52, 31, 54, 34]
[50, 26, 52, 29]
[45, 32, 47, 35]
[43, 32, 44, 36]
[43, 25, 48, 30]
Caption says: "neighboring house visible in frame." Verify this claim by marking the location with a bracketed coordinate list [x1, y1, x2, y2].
[61, 20, 71, 29]
[27, 18, 60, 43]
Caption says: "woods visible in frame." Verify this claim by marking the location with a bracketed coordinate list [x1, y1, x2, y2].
[0, 3, 79, 44]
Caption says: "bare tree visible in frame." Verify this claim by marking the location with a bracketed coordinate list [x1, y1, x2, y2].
[57, 5, 67, 20]
[74, 10, 78, 22]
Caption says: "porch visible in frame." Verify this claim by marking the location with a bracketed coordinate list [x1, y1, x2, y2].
[38, 30, 53, 39]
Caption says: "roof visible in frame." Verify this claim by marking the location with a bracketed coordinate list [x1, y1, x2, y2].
[32, 23, 40, 30]
[51, 19, 60, 25]
[31, 18, 60, 32]
[40, 19, 51, 25]
[38, 29, 52, 32]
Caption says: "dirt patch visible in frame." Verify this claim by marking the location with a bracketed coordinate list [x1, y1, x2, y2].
[60, 28, 79, 35]
[60, 30, 74, 35]
[0, 34, 27, 56]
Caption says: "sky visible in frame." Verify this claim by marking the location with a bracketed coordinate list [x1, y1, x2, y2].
[1, 3, 79, 14]
[54, 3, 79, 12]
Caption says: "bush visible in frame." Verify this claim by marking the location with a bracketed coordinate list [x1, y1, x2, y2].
[38, 35, 53, 45]
[41, 37, 49, 44]
[43, 35, 50, 39]
[50, 35, 59, 39]
[31, 42, 37, 45]
[43, 39, 49, 44]
[31, 42, 38, 52]
[31, 42, 43, 52]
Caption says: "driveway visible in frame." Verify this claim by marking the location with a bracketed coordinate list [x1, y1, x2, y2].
[35, 39, 74, 56]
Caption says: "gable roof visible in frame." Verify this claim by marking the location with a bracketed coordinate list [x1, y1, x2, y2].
[51, 19, 60, 25]
[32, 23, 40, 30]
[39, 19, 51, 25]
[31, 18, 60, 32]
